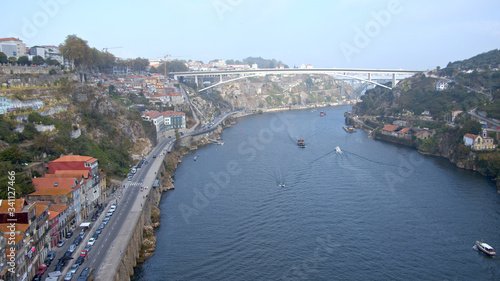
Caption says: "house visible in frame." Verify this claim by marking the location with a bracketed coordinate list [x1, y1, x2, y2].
[415, 129, 435, 140]
[463, 133, 496, 150]
[393, 120, 408, 127]
[436, 80, 448, 91]
[381, 124, 400, 137]
[396, 127, 414, 139]
[162, 110, 186, 130]
[167, 92, 184, 105]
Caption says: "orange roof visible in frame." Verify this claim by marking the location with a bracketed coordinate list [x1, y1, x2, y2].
[381, 124, 399, 132]
[29, 188, 72, 196]
[167, 92, 182, 96]
[161, 110, 185, 116]
[143, 111, 161, 118]
[0, 37, 22, 42]
[33, 177, 79, 190]
[464, 133, 477, 139]
[0, 223, 29, 233]
[49, 203, 68, 213]
[51, 155, 97, 163]
[48, 210, 60, 220]
[3, 233, 24, 245]
[397, 128, 411, 134]
[0, 199, 27, 213]
[35, 202, 49, 217]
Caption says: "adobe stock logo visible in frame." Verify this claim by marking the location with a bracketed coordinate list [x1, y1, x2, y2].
[17, 0, 73, 42]
[213, 0, 243, 21]
[340, 0, 403, 62]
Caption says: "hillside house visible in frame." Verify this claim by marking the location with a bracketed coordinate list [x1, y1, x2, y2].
[463, 133, 496, 150]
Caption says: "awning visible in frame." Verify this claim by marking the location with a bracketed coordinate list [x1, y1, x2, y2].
[80, 222, 91, 228]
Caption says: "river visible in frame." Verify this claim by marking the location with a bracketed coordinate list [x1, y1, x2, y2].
[133, 105, 500, 280]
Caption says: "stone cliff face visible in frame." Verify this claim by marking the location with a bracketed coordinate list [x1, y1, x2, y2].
[70, 84, 156, 158]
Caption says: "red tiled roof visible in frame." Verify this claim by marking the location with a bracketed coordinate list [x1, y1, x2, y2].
[464, 133, 477, 139]
[397, 128, 411, 134]
[51, 155, 97, 163]
[161, 110, 185, 116]
[143, 111, 161, 118]
[0, 199, 27, 213]
[32, 177, 79, 190]
[0, 37, 21, 42]
[167, 92, 182, 96]
[381, 124, 399, 132]
[49, 204, 68, 213]
[29, 188, 73, 196]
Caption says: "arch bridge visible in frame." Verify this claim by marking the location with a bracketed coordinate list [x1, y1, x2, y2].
[172, 68, 422, 92]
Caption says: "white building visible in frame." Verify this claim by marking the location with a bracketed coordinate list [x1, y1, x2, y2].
[0, 37, 27, 58]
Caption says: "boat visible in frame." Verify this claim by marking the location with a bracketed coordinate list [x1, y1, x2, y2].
[343, 125, 357, 133]
[297, 139, 306, 148]
[335, 146, 342, 154]
[476, 241, 497, 256]
[320, 111, 326, 117]
[194, 155, 199, 161]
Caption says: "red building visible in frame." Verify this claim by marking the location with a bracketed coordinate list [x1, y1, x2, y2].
[49, 155, 99, 177]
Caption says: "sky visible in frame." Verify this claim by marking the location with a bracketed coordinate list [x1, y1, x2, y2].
[1, 0, 500, 70]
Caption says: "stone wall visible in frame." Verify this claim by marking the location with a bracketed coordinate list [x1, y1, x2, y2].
[0, 65, 59, 75]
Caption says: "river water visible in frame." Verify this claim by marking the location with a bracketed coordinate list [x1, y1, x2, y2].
[133, 106, 500, 280]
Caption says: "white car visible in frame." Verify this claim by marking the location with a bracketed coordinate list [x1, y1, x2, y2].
[87, 237, 96, 246]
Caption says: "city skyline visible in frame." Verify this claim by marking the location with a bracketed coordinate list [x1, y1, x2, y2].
[1, 0, 499, 70]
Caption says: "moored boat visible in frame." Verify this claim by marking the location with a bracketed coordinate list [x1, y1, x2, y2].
[343, 125, 357, 133]
[297, 139, 306, 148]
[476, 241, 497, 256]
[320, 111, 326, 117]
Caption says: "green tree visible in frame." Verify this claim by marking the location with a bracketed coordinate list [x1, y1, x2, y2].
[59, 34, 91, 69]
[17, 56, 30, 66]
[45, 58, 60, 66]
[7, 57, 17, 64]
[461, 119, 482, 135]
[0, 52, 7, 64]
[32, 55, 45, 65]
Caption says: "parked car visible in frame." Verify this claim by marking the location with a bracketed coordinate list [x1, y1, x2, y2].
[57, 239, 66, 247]
[79, 231, 85, 238]
[47, 250, 55, 261]
[84, 244, 92, 252]
[80, 250, 88, 258]
[64, 272, 73, 281]
[36, 264, 47, 275]
[87, 238, 96, 246]
[75, 256, 85, 265]
[95, 228, 102, 235]
[68, 244, 76, 253]
[66, 231, 73, 238]
[74, 237, 82, 246]
[69, 264, 79, 274]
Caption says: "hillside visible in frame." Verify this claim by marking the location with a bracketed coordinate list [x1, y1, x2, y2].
[0, 80, 156, 197]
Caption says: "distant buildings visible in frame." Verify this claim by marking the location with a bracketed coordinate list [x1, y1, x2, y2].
[463, 130, 497, 150]
[0, 37, 27, 58]
[142, 110, 186, 133]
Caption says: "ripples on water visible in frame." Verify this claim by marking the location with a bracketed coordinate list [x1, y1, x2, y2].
[133, 106, 500, 281]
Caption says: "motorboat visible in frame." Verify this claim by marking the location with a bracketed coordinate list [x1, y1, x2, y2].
[297, 139, 306, 148]
[320, 111, 326, 117]
[476, 241, 497, 256]
[335, 146, 342, 154]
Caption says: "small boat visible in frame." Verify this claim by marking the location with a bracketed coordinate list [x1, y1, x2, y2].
[343, 125, 357, 133]
[194, 155, 199, 161]
[320, 111, 326, 117]
[335, 146, 342, 154]
[297, 139, 306, 148]
[279, 184, 286, 187]
[476, 241, 497, 256]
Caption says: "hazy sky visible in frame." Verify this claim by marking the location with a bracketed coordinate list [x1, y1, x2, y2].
[2, 0, 499, 70]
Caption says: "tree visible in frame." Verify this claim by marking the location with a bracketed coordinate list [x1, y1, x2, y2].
[7, 57, 17, 64]
[0, 52, 7, 64]
[59, 34, 91, 69]
[32, 55, 45, 65]
[45, 58, 60, 66]
[17, 56, 30, 66]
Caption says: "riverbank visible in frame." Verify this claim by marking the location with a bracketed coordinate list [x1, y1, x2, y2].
[351, 116, 500, 191]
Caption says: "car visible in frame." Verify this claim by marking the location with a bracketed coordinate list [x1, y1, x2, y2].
[55, 264, 64, 272]
[87, 238, 96, 246]
[64, 272, 73, 281]
[128, 176, 133, 181]
[80, 250, 88, 258]
[32, 274, 43, 281]
[78, 267, 94, 281]
[153, 155, 157, 158]
[47, 250, 55, 261]
[79, 231, 85, 238]
[44, 258, 52, 267]
[103, 218, 109, 225]
[66, 231, 73, 238]
[92, 233, 99, 240]
[74, 237, 82, 246]
[57, 239, 66, 247]
[69, 264, 79, 274]
[107, 211, 113, 216]
[63, 251, 72, 259]
[36, 264, 47, 275]
[75, 256, 85, 265]
[57, 259, 66, 266]
[95, 228, 102, 235]
[68, 244, 76, 253]
[84, 244, 92, 252]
